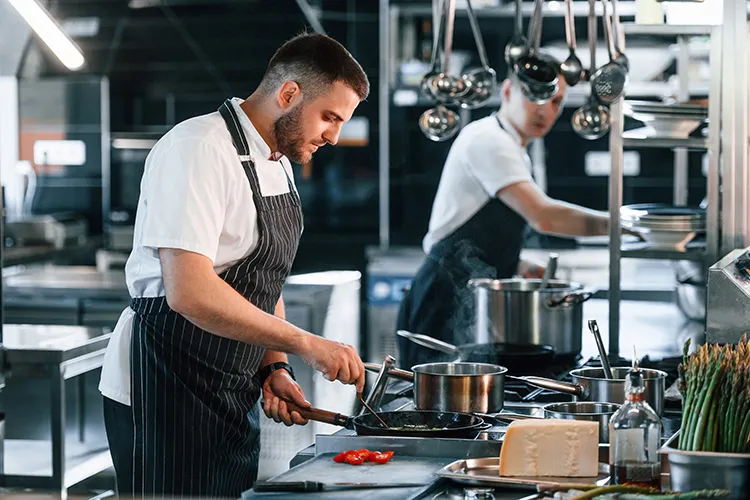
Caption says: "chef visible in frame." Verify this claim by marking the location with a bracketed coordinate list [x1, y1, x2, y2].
[98, 33, 369, 497]
[397, 56, 615, 369]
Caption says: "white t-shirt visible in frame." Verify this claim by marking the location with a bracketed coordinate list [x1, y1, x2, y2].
[98, 98, 298, 406]
[422, 114, 533, 253]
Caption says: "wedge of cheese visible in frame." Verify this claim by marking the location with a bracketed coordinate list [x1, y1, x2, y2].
[498, 419, 599, 477]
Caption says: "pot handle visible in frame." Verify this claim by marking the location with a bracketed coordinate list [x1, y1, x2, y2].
[363, 362, 415, 382]
[545, 288, 596, 308]
[397, 330, 460, 355]
[508, 375, 587, 397]
[279, 400, 352, 428]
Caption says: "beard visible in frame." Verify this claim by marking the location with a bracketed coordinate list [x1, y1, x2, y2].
[273, 104, 311, 164]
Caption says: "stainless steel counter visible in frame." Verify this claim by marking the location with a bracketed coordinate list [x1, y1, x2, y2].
[0, 324, 112, 497]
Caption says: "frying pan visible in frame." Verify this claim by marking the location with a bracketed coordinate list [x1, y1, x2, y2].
[397, 330, 556, 375]
[281, 401, 491, 439]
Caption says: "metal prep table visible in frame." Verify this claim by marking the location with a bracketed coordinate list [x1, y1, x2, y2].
[0, 324, 112, 497]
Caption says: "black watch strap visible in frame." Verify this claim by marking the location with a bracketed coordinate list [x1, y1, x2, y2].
[256, 362, 296, 387]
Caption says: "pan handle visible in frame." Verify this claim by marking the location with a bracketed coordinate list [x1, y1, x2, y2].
[396, 330, 459, 355]
[507, 375, 587, 397]
[364, 362, 415, 382]
[276, 400, 352, 428]
[545, 288, 596, 308]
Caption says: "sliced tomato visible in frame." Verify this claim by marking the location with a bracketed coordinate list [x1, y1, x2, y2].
[369, 451, 395, 464]
[344, 451, 366, 465]
[332, 451, 347, 463]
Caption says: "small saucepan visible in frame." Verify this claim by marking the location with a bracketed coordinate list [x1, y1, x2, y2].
[281, 401, 491, 439]
[397, 330, 556, 375]
[491, 401, 620, 443]
[364, 361, 507, 414]
[511, 366, 667, 415]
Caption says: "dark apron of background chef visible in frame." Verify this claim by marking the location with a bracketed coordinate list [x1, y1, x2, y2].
[104, 99, 302, 498]
[396, 115, 527, 370]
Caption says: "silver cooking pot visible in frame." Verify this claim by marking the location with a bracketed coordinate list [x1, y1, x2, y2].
[468, 278, 594, 356]
[512, 367, 667, 416]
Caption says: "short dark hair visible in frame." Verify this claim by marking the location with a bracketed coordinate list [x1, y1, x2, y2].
[259, 33, 370, 101]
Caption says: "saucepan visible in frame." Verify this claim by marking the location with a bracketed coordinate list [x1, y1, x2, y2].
[492, 401, 620, 443]
[396, 330, 556, 375]
[281, 401, 491, 439]
[364, 361, 506, 414]
[511, 366, 667, 415]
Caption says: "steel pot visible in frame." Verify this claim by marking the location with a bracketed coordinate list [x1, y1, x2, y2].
[468, 278, 594, 356]
[544, 402, 619, 443]
[363, 362, 507, 414]
[513, 366, 667, 415]
[412, 362, 506, 414]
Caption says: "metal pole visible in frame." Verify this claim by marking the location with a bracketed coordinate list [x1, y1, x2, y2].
[705, 26, 722, 266]
[608, 98, 624, 358]
[673, 35, 689, 206]
[378, 0, 391, 250]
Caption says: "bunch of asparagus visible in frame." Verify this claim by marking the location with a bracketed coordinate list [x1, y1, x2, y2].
[677, 335, 750, 452]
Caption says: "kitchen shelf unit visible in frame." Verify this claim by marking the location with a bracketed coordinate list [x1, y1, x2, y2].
[606, 23, 723, 357]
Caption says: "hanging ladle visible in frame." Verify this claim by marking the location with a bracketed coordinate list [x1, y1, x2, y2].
[591, 0, 627, 105]
[504, 0, 527, 67]
[459, 0, 497, 109]
[560, 0, 583, 86]
[425, 0, 468, 103]
[419, 103, 460, 142]
[513, 0, 559, 104]
[571, 0, 610, 140]
[420, 0, 447, 101]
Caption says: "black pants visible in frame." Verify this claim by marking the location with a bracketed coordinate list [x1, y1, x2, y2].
[103, 396, 134, 496]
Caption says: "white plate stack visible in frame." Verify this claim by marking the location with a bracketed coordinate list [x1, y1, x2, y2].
[620, 203, 706, 250]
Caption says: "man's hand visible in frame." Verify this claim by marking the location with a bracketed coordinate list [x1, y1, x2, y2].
[262, 369, 310, 426]
[517, 259, 545, 279]
[300, 336, 365, 393]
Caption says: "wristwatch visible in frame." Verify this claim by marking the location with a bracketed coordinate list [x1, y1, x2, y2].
[256, 362, 296, 387]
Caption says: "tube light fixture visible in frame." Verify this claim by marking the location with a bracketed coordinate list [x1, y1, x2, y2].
[5, 0, 85, 70]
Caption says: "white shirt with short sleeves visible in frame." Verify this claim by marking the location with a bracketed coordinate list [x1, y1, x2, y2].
[98, 98, 298, 406]
[422, 114, 533, 253]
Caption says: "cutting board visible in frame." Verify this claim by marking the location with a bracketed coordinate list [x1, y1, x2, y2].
[242, 453, 453, 499]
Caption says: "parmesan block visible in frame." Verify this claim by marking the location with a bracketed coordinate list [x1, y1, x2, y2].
[498, 419, 599, 477]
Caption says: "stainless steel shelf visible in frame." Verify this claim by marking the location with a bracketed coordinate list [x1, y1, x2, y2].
[621, 242, 706, 261]
[394, 1, 636, 18]
[621, 24, 715, 37]
[1, 439, 113, 489]
[622, 133, 708, 150]
[391, 82, 709, 110]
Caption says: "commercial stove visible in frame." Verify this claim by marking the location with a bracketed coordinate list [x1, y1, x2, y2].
[254, 355, 683, 500]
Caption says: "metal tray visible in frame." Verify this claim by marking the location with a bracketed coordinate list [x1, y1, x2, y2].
[436, 457, 610, 491]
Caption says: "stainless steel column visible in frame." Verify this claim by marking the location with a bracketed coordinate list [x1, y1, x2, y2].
[672, 36, 690, 206]
[608, 99, 624, 358]
[378, 0, 391, 250]
[720, 0, 750, 254]
[50, 366, 65, 497]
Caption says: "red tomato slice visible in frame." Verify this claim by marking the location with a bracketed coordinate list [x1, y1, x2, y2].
[332, 451, 347, 463]
[369, 451, 395, 464]
[344, 451, 366, 465]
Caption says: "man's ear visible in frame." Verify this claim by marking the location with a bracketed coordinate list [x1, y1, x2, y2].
[276, 81, 302, 110]
[500, 78, 513, 102]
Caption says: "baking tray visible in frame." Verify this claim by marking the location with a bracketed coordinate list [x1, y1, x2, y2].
[436, 457, 610, 490]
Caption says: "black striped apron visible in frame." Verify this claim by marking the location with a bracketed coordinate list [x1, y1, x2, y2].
[129, 99, 302, 498]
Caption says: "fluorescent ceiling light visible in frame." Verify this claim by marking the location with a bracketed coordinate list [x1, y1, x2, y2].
[6, 0, 85, 70]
